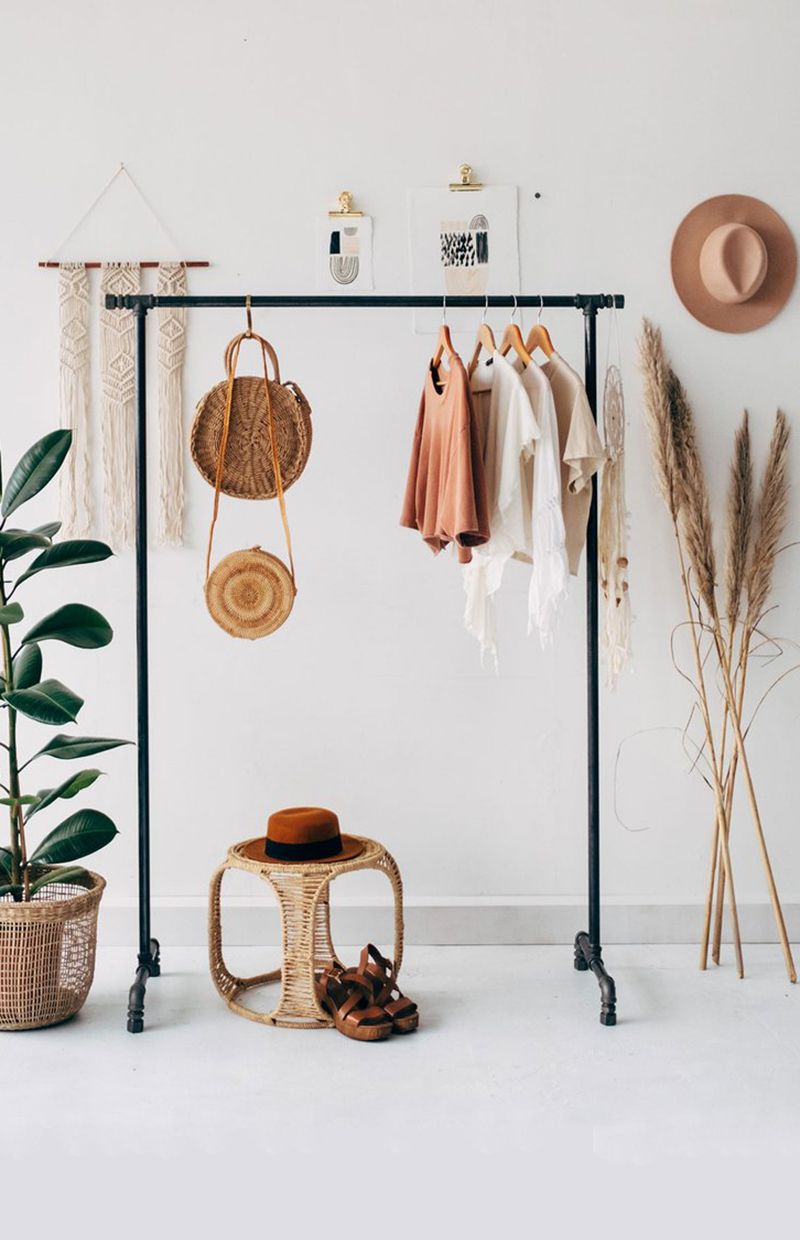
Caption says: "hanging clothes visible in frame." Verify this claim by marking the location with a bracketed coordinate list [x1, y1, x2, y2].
[515, 360, 570, 644]
[462, 352, 540, 664]
[540, 352, 606, 574]
[400, 354, 489, 563]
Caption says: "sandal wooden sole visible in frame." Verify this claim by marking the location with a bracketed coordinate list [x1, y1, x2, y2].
[391, 1011, 419, 1035]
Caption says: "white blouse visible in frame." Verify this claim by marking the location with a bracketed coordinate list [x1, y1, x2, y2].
[463, 351, 540, 666]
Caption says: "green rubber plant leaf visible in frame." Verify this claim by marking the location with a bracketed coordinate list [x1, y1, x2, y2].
[23, 603, 112, 649]
[16, 539, 113, 587]
[31, 808, 118, 864]
[0, 602, 24, 626]
[0, 847, 13, 880]
[31, 733, 131, 762]
[0, 884, 22, 899]
[1, 430, 72, 518]
[12, 642, 42, 690]
[28, 866, 87, 896]
[0, 529, 52, 561]
[3, 678, 84, 725]
[31, 521, 61, 540]
[26, 769, 102, 819]
[0, 794, 40, 807]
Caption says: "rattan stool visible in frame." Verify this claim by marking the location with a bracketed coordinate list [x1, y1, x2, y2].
[209, 836, 404, 1028]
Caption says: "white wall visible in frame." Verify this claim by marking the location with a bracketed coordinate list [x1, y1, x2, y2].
[2, 0, 799, 943]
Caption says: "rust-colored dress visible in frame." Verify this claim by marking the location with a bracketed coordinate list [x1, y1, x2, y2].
[400, 356, 490, 564]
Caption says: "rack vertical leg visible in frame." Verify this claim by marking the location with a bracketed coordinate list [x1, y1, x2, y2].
[574, 300, 617, 1026]
[127, 304, 159, 1033]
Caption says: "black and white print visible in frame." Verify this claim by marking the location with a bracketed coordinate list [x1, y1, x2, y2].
[317, 215, 373, 291]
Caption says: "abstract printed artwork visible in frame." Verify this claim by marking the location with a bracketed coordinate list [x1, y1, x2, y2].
[408, 186, 519, 329]
[440, 213, 490, 294]
[317, 215, 374, 290]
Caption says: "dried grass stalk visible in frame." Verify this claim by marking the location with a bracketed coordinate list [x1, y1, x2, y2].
[639, 319, 743, 975]
[638, 319, 680, 520]
[746, 410, 790, 633]
[724, 412, 753, 629]
[667, 369, 718, 617]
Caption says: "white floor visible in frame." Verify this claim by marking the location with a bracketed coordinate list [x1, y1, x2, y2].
[4, 944, 799, 1238]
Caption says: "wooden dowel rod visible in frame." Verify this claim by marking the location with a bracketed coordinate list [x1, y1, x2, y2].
[38, 261, 210, 269]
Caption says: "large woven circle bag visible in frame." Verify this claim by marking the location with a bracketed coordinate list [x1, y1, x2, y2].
[191, 333, 312, 499]
[201, 329, 299, 639]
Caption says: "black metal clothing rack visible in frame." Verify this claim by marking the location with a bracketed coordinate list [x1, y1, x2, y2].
[105, 292, 624, 1032]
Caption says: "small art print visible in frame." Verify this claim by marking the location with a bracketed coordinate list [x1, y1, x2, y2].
[408, 185, 519, 329]
[317, 215, 374, 291]
[440, 212, 490, 294]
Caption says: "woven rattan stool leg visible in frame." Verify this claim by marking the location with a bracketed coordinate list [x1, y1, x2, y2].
[268, 870, 332, 1028]
[208, 864, 282, 1023]
[312, 881, 337, 968]
[208, 865, 238, 1001]
[375, 849, 405, 975]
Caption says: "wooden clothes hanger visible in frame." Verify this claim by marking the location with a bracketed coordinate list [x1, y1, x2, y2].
[432, 294, 458, 368]
[499, 296, 532, 366]
[524, 297, 556, 359]
[468, 296, 497, 377]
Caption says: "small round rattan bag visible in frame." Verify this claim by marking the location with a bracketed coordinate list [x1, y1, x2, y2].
[202, 330, 298, 640]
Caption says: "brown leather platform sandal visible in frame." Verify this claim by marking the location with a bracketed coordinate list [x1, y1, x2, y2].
[358, 944, 419, 1034]
[315, 964, 393, 1042]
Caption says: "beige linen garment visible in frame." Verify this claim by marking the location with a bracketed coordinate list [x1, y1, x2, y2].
[462, 352, 540, 665]
[541, 352, 606, 574]
[400, 356, 490, 564]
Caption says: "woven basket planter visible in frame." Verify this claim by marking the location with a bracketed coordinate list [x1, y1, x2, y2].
[0, 870, 105, 1031]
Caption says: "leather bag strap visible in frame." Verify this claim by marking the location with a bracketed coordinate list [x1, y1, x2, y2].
[205, 332, 296, 588]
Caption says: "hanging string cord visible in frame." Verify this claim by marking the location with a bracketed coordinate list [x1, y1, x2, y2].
[604, 302, 624, 460]
[46, 162, 186, 264]
[605, 297, 622, 378]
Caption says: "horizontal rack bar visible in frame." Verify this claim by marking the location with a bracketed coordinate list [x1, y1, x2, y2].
[41, 261, 210, 270]
[104, 293, 624, 311]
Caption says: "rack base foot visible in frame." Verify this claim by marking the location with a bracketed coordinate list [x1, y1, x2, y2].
[574, 931, 617, 1026]
[127, 938, 161, 1033]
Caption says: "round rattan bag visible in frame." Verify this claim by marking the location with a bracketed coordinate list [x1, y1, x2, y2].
[191, 334, 311, 499]
[206, 547, 294, 640]
[203, 330, 298, 640]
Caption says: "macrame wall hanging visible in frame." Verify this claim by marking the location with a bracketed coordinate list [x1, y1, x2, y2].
[100, 262, 141, 548]
[58, 263, 92, 537]
[157, 262, 188, 544]
[598, 306, 632, 689]
[40, 163, 208, 549]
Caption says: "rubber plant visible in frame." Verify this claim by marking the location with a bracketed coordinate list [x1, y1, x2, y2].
[0, 429, 128, 902]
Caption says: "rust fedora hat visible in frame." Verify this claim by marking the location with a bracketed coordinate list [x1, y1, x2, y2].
[241, 806, 364, 865]
[671, 194, 796, 333]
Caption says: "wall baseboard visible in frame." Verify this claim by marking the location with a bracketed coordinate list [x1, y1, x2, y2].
[97, 897, 800, 948]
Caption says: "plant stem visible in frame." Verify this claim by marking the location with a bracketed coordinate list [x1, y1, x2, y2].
[705, 622, 738, 966]
[0, 567, 27, 895]
[711, 635, 749, 964]
[672, 535, 744, 978]
[709, 610, 796, 983]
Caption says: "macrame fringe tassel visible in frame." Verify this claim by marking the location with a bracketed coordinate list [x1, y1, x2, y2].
[599, 362, 632, 689]
[100, 263, 141, 549]
[58, 263, 92, 536]
[157, 263, 187, 544]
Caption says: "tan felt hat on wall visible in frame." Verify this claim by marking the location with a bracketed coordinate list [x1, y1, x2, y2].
[671, 195, 796, 333]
